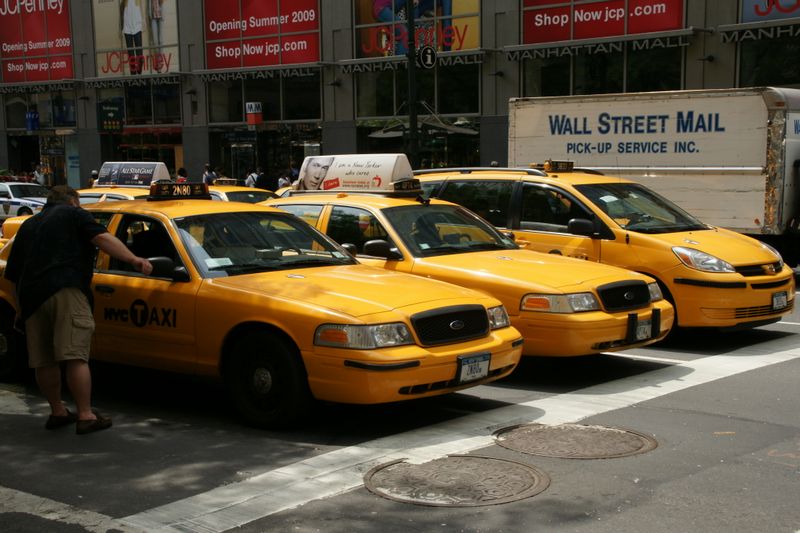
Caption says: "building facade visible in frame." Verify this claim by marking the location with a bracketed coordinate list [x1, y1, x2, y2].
[1, 0, 798, 187]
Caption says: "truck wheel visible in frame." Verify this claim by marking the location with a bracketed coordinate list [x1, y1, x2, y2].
[225, 332, 312, 428]
[0, 309, 26, 382]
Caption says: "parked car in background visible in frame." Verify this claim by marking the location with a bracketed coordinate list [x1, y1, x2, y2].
[0, 182, 48, 219]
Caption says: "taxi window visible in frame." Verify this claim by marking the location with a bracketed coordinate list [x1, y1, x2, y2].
[109, 215, 181, 272]
[92, 212, 113, 228]
[272, 204, 324, 227]
[224, 191, 273, 203]
[520, 184, 592, 233]
[174, 211, 355, 278]
[436, 181, 513, 228]
[328, 206, 393, 255]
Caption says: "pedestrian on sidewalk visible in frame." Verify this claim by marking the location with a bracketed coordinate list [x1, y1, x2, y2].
[4, 186, 153, 434]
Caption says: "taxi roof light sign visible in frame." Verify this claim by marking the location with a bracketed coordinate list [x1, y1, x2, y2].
[148, 181, 211, 201]
[531, 160, 575, 173]
[294, 153, 418, 194]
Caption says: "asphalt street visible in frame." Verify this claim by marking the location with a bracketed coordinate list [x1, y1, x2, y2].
[1, 300, 799, 533]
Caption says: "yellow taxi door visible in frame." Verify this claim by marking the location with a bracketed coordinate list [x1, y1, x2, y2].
[91, 214, 200, 373]
[512, 182, 602, 262]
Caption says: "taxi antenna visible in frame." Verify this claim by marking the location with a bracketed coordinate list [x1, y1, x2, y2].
[416, 194, 430, 206]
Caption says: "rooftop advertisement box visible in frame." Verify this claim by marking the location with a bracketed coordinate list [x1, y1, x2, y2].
[96, 161, 171, 187]
[295, 154, 414, 192]
[0, 0, 74, 83]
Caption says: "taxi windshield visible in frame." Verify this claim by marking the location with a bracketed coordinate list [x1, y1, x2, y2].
[174, 211, 356, 277]
[383, 204, 518, 257]
[575, 182, 708, 234]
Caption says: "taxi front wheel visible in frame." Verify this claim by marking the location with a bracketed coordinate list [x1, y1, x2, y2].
[226, 332, 312, 428]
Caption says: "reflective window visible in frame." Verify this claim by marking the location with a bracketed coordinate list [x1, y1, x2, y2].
[328, 205, 393, 254]
[740, 36, 800, 87]
[435, 180, 514, 228]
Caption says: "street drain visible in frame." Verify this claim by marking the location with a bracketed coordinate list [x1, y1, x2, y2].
[494, 423, 658, 459]
[364, 455, 550, 507]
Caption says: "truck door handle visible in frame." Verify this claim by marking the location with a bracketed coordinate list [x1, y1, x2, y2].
[95, 285, 115, 295]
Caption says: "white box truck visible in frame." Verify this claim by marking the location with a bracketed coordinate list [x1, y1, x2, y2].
[508, 87, 800, 263]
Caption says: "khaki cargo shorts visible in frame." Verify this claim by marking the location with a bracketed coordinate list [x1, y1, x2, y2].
[26, 288, 95, 368]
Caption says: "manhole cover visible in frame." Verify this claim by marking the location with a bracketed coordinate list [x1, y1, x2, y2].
[364, 455, 550, 507]
[494, 423, 658, 459]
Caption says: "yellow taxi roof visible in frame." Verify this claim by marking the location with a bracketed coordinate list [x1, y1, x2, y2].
[415, 167, 635, 187]
[269, 191, 454, 210]
[87, 197, 286, 218]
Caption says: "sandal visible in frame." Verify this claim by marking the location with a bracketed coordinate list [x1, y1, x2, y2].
[76, 413, 113, 435]
[45, 409, 79, 430]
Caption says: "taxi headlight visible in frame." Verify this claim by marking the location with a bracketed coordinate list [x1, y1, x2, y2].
[760, 242, 784, 269]
[521, 292, 600, 313]
[648, 282, 663, 302]
[314, 323, 414, 349]
[673, 246, 734, 273]
[487, 305, 511, 329]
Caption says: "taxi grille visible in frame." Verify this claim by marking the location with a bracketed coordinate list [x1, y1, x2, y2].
[702, 299, 794, 319]
[411, 305, 489, 346]
[735, 262, 782, 277]
[596, 281, 651, 312]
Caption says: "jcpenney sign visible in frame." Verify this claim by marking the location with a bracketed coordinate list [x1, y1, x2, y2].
[0, 0, 65, 16]
[742, 0, 800, 22]
[523, 0, 684, 44]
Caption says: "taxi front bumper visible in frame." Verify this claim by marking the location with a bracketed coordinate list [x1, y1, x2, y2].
[669, 268, 795, 328]
[302, 326, 523, 404]
[514, 299, 675, 357]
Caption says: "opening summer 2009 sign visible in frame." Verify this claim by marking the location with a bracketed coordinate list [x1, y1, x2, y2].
[0, 0, 74, 83]
[204, 0, 320, 70]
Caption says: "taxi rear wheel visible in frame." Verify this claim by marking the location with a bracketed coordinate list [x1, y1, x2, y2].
[0, 308, 26, 382]
[226, 332, 311, 428]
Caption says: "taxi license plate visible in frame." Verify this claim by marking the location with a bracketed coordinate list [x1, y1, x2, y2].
[456, 353, 490, 384]
[635, 319, 652, 341]
[772, 291, 788, 310]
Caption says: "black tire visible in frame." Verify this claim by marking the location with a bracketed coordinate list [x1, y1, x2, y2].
[225, 331, 312, 428]
[17, 208, 32, 216]
[0, 308, 27, 382]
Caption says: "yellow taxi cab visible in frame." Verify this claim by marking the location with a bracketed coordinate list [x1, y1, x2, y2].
[416, 161, 795, 329]
[0, 183, 522, 427]
[265, 154, 674, 357]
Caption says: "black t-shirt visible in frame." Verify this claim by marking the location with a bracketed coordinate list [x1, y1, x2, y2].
[5, 204, 108, 319]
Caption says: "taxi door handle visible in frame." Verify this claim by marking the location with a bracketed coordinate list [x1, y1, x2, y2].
[95, 285, 115, 295]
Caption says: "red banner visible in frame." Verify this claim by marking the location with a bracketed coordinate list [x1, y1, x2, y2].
[205, 0, 320, 69]
[0, 0, 74, 83]
[523, 0, 684, 44]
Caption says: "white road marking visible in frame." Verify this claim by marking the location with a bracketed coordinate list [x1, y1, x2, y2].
[108, 346, 800, 533]
[608, 352, 687, 365]
[0, 486, 139, 533]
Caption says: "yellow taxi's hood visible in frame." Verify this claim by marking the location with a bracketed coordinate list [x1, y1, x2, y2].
[208, 264, 493, 318]
[413, 249, 652, 291]
[641, 227, 782, 265]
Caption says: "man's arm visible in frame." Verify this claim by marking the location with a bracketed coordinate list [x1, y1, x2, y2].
[91, 232, 153, 275]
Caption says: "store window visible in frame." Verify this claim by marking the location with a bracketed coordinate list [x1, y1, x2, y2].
[523, 45, 682, 96]
[740, 36, 800, 87]
[574, 52, 623, 95]
[3, 92, 76, 129]
[212, 73, 322, 124]
[627, 48, 682, 92]
[523, 57, 570, 97]
[209, 80, 244, 123]
[5, 95, 29, 129]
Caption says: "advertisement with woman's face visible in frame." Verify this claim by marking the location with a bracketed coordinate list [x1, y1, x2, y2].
[354, 0, 480, 58]
[93, 0, 180, 77]
[295, 156, 335, 190]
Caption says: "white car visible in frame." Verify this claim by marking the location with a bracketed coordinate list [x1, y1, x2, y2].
[0, 182, 47, 219]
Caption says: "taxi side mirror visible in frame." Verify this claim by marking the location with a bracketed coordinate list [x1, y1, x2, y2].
[567, 218, 597, 238]
[502, 231, 515, 240]
[340, 243, 358, 257]
[148, 256, 190, 282]
[362, 239, 402, 260]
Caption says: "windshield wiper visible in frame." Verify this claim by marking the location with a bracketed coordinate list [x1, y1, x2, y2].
[466, 242, 508, 251]
[218, 263, 281, 274]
